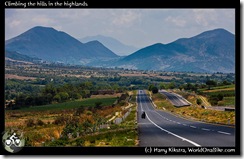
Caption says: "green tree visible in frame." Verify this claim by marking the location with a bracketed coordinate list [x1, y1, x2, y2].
[159, 83, 166, 89]
[148, 84, 154, 91]
[42, 84, 57, 97]
[15, 94, 27, 108]
[206, 80, 217, 90]
[151, 86, 159, 94]
[217, 94, 224, 101]
[196, 98, 202, 105]
[59, 92, 69, 102]
[168, 82, 176, 89]
[222, 80, 231, 85]
[53, 94, 61, 102]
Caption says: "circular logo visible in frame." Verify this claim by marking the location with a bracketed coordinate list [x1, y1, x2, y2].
[2, 130, 25, 153]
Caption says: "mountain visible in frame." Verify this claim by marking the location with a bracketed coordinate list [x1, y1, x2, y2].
[5, 26, 118, 65]
[114, 28, 235, 73]
[5, 50, 41, 62]
[79, 35, 138, 56]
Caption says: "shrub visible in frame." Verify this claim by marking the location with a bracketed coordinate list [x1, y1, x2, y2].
[119, 101, 126, 106]
[95, 102, 103, 109]
[53, 116, 69, 125]
[196, 98, 202, 105]
[74, 106, 85, 116]
[152, 86, 159, 94]
[26, 119, 35, 127]
[217, 94, 224, 101]
[36, 119, 45, 126]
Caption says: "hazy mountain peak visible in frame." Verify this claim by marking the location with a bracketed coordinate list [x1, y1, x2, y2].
[79, 35, 139, 56]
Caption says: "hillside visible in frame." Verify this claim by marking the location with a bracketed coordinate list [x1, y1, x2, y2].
[5, 26, 118, 65]
[115, 28, 235, 73]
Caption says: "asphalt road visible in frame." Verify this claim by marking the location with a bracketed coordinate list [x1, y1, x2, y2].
[159, 89, 191, 107]
[137, 90, 235, 147]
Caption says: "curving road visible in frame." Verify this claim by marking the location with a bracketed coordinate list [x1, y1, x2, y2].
[137, 90, 235, 147]
[159, 89, 191, 107]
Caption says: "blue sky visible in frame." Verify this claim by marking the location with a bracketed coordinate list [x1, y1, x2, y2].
[5, 9, 235, 48]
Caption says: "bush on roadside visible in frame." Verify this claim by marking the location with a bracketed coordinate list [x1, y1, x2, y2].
[25, 118, 35, 127]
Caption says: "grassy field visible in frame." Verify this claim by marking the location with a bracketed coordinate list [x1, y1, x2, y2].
[199, 85, 235, 96]
[198, 84, 235, 106]
[198, 84, 235, 92]
[218, 97, 235, 106]
[15, 97, 117, 112]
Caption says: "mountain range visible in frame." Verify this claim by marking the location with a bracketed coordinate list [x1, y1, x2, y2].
[114, 28, 235, 73]
[5, 26, 235, 73]
[79, 35, 138, 56]
[5, 26, 118, 65]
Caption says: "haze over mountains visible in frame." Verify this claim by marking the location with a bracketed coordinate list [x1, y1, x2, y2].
[79, 35, 139, 56]
[5, 26, 235, 73]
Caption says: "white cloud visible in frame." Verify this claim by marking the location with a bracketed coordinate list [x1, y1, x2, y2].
[112, 10, 141, 27]
[31, 17, 53, 25]
[193, 9, 217, 26]
[8, 19, 21, 28]
[165, 16, 186, 27]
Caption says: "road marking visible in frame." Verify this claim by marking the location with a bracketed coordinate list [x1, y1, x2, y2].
[217, 131, 231, 135]
[138, 91, 144, 111]
[182, 124, 187, 126]
[177, 122, 181, 125]
[201, 128, 210, 131]
[145, 113, 201, 147]
[138, 123, 151, 125]
[190, 126, 197, 129]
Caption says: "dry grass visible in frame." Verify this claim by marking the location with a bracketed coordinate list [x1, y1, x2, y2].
[119, 73, 179, 80]
[90, 93, 122, 99]
[5, 74, 38, 80]
[203, 87, 235, 93]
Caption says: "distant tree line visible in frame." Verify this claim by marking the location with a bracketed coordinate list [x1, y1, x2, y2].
[10, 81, 122, 109]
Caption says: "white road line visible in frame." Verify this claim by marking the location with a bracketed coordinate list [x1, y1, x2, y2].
[190, 126, 197, 129]
[217, 131, 231, 135]
[182, 124, 187, 126]
[201, 128, 210, 131]
[146, 113, 201, 147]
[177, 122, 181, 125]
[139, 92, 144, 111]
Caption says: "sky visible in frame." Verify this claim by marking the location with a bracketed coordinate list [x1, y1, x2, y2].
[5, 9, 235, 48]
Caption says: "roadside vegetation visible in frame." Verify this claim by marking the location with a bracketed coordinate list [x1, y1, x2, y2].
[5, 91, 138, 147]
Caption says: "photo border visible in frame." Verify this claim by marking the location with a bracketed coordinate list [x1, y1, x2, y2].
[1, 0, 241, 156]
